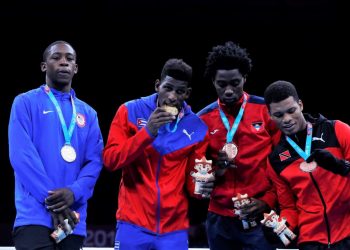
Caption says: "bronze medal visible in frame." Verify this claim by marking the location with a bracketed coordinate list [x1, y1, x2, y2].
[61, 144, 77, 162]
[222, 143, 238, 160]
[299, 161, 317, 172]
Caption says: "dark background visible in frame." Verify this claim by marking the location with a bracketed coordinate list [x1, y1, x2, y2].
[0, 0, 343, 246]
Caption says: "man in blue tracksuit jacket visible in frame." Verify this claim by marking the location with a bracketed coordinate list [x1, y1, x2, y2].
[8, 40, 103, 250]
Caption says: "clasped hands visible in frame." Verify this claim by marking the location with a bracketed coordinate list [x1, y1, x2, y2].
[236, 198, 269, 221]
[45, 188, 79, 233]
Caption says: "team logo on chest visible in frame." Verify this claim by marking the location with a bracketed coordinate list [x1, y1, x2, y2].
[279, 150, 291, 161]
[251, 122, 263, 132]
[312, 133, 325, 143]
[76, 113, 86, 128]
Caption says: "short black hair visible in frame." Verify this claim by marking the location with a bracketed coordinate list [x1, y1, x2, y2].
[160, 58, 192, 85]
[42, 40, 75, 61]
[204, 41, 252, 80]
[264, 80, 299, 106]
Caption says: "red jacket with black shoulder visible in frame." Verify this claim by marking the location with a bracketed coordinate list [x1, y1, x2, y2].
[267, 114, 350, 245]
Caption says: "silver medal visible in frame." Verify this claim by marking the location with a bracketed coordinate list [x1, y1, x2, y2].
[222, 143, 238, 160]
[61, 144, 77, 162]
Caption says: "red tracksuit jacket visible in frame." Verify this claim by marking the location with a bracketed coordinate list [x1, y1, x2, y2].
[103, 93, 208, 234]
[267, 113, 350, 245]
[198, 93, 280, 217]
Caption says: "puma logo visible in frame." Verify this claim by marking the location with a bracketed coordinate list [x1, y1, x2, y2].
[183, 129, 194, 140]
[312, 133, 325, 143]
[43, 110, 54, 114]
[210, 129, 219, 135]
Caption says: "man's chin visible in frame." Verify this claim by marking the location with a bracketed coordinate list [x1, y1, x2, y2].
[55, 80, 71, 86]
[282, 128, 297, 136]
[223, 99, 237, 106]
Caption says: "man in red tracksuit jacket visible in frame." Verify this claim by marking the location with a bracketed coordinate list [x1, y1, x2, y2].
[103, 58, 209, 250]
[197, 41, 281, 250]
[264, 80, 350, 250]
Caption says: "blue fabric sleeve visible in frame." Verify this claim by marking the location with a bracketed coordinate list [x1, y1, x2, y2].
[68, 111, 103, 204]
[8, 94, 55, 204]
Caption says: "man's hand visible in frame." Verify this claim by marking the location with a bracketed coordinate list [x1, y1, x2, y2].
[45, 188, 75, 213]
[239, 198, 269, 219]
[215, 150, 237, 176]
[50, 208, 79, 233]
[306, 149, 350, 176]
[146, 107, 176, 136]
[197, 175, 215, 198]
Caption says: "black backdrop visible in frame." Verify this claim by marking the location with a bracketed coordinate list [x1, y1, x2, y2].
[0, 0, 344, 246]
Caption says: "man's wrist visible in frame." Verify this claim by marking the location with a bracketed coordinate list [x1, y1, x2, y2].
[341, 160, 350, 176]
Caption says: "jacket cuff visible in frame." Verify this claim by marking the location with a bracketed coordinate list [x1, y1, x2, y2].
[259, 192, 276, 210]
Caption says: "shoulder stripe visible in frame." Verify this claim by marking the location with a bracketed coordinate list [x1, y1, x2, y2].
[248, 95, 265, 104]
[197, 101, 218, 116]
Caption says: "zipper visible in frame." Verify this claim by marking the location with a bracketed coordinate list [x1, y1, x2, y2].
[156, 158, 161, 234]
[310, 173, 331, 247]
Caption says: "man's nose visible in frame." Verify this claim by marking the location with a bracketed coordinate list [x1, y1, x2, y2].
[282, 114, 293, 123]
[168, 91, 178, 101]
[59, 57, 69, 65]
[224, 88, 234, 96]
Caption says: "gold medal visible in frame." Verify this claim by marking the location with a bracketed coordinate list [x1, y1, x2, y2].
[300, 161, 317, 172]
[61, 144, 77, 162]
[222, 143, 238, 160]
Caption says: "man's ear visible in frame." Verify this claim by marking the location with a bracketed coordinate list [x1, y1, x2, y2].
[74, 63, 78, 74]
[299, 99, 303, 112]
[184, 87, 192, 100]
[242, 76, 247, 85]
[155, 79, 160, 92]
[41, 62, 47, 72]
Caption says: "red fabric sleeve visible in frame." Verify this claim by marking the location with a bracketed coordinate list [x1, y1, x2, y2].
[266, 159, 298, 230]
[103, 104, 154, 171]
[334, 120, 350, 161]
[258, 176, 277, 210]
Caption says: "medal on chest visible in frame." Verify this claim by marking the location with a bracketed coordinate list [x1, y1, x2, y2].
[44, 85, 77, 162]
[286, 122, 317, 173]
[299, 161, 317, 172]
[222, 142, 238, 161]
[219, 94, 247, 161]
[61, 144, 77, 163]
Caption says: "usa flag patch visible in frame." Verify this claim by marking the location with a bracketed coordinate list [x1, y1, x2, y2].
[279, 150, 291, 161]
[137, 118, 147, 128]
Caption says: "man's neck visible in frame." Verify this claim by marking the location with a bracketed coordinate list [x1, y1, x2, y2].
[47, 82, 71, 93]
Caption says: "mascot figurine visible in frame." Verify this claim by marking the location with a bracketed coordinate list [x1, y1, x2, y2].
[260, 210, 296, 246]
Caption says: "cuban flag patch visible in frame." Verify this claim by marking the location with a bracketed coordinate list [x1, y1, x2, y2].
[137, 118, 147, 128]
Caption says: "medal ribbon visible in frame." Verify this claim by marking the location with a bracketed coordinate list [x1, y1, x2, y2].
[166, 107, 184, 133]
[286, 122, 312, 160]
[44, 85, 76, 146]
[219, 93, 247, 143]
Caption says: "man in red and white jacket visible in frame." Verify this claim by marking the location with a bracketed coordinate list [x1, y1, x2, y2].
[198, 41, 281, 250]
[103, 58, 209, 250]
